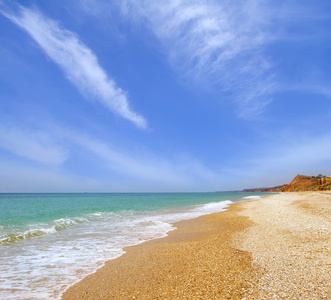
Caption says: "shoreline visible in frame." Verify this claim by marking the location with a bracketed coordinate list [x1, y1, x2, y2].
[62, 192, 331, 299]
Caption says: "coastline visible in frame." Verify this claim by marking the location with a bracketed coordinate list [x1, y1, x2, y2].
[62, 192, 331, 299]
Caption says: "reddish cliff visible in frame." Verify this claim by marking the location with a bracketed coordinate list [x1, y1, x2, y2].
[281, 175, 319, 192]
[243, 174, 331, 192]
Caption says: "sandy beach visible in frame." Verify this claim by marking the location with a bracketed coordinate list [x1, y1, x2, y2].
[62, 192, 331, 299]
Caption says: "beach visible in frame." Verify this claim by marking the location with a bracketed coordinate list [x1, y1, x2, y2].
[62, 192, 331, 299]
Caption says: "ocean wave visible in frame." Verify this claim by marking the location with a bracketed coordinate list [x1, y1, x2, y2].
[0, 216, 90, 245]
[0, 210, 143, 245]
[193, 200, 233, 213]
[0, 199, 235, 246]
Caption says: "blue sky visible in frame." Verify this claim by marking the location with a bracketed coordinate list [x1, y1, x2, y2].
[0, 0, 331, 192]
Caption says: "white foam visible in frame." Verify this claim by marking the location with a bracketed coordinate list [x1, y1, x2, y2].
[193, 200, 233, 213]
[242, 195, 262, 200]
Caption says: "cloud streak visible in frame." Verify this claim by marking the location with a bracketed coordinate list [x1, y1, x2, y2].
[2, 5, 147, 129]
[121, 0, 276, 118]
[68, 132, 220, 189]
[0, 123, 67, 165]
[0, 118, 220, 191]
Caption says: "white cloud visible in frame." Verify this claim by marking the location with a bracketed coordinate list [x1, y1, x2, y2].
[0, 124, 67, 165]
[2, 5, 147, 129]
[0, 125, 224, 192]
[121, 0, 276, 118]
[69, 132, 218, 187]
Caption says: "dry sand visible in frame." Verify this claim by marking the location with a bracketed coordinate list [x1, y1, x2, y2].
[62, 192, 331, 299]
[235, 192, 331, 299]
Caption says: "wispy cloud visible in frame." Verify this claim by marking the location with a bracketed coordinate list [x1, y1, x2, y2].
[2, 5, 147, 129]
[0, 123, 67, 165]
[121, 0, 276, 118]
[0, 118, 221, 191]
[68, 132, 220, 188]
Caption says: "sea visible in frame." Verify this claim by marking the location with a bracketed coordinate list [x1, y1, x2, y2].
[0, 192, 265, 299]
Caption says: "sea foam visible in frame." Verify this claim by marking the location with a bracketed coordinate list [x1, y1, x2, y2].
[242, 195, 262, 200]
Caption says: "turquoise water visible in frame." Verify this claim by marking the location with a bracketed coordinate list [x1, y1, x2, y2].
[0, 192, 266, 299]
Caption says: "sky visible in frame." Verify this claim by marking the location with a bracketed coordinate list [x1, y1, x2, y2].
[0, 0, 331, 192]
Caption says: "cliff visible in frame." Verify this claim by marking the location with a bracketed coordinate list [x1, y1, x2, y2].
[281, 174, 331, 192]
[243, 174, 331, 192]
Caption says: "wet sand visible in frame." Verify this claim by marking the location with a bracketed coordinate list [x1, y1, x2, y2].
[62, 192, 331, 299]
